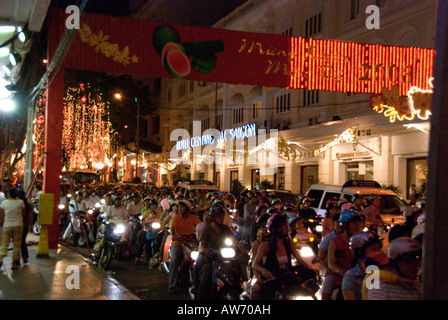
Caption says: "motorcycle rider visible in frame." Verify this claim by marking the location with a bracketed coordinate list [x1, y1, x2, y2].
[246, 212, 271, 299]
[104, 195, 128, 220]
[367, 237, 422, 300]
[351, 194, 366, 215]
[327, 209, 364, 299]
[126, 192, 145, 216]
[196, 204, 235, 300]
[243, 193, 258, 243]
[298, 198, 317, 221]
[363, 196, 385, 231]
[342, 231, 383, 300]
[252, 213, 313, 299]
[168, 199, 201, 294]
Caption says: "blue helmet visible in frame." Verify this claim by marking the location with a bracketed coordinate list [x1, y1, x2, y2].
[340, 209, 363, 224]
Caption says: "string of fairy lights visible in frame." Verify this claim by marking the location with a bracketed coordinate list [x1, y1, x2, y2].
[33, 83, 118, 172]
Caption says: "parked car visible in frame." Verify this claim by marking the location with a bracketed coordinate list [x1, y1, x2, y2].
[174, 180, 219, 198]
[305, 180, 408, 220]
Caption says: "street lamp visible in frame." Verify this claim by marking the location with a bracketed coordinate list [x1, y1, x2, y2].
[0, 98, 14, 112]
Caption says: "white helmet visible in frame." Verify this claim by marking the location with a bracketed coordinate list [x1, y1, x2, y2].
[412, 224, 425, 240]
[403, 205, 418, 218]
[417, 213, 425, 224]
[387, 237, 422, 261]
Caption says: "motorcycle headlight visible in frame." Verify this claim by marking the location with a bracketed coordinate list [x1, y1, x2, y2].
[224, 237, 233, 246]
[191, 251, 199, 261]
[151, 222, 161, 229]
[220, 247, 236, 259]
[300, 246, 314, 258]
[87, 209, 94, 214]
[58, 204, 65, 210]
[308, 219, 314, 223]
[100, 199, 105, 204]
[95, 202, 101, 208]
[293, 295, 314, 300]
[315, 225, 323, 233]
[113, 224, 126, 235]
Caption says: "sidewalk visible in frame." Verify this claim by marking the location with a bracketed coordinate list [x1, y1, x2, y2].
[0, 233, 140, 300]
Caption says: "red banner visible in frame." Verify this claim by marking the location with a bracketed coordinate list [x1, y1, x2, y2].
[51, 9, 435, 94]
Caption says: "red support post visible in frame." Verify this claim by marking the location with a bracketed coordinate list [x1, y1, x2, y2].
[44, 12, 65, 249]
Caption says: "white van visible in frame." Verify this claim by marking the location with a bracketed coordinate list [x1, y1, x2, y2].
[174, 180, 219, 198]
[305, 180, 408, 219]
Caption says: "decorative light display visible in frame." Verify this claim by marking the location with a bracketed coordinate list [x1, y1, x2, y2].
[370, 78, 433, 122]
[33, 84, 117, 171]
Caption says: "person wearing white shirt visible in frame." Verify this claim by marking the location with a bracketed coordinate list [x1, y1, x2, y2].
[0, 188, 25, 269]
[105, 195, 128, 220]
[126, 193, 145, 216]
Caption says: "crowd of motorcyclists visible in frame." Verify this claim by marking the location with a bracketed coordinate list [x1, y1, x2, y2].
[27, 181, 426, 300]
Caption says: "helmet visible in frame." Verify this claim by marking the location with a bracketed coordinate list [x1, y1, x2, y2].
[302, 197, 311, 204]
[288, 215, 301, 228]
[112, 195, 122, 202]
[352, 194, 363, 202]
[256, 213, 271, 229]
[417, 213, 425, 224]
[270, 198, 282, 206]
[209, 205, 225, 217]
[411, 224, 425, 241]
[131, 192, 140, 198]
[326, 203, 338, 211]
[403, 206, 418, 218]
[387, 237, 422, 261]
[256, 204, 267, 215]
[283, 204, 296, 213]
[266, 213, 287, 234]
[174, 193, 184, 199]
[177, 199, 192, 209]
[340, 209, 363, 224]
[149, 199, 158, 205]
[349, 231, 382, 256]
[266, 207, 280, 214]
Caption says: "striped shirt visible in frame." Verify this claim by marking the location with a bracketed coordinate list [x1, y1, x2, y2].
[367, 277, 421, 300]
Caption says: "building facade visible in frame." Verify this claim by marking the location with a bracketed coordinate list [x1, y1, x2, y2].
[144, 0, 435, 200]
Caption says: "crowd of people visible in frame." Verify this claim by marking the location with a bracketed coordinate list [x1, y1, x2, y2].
[0, 178, 426, 300]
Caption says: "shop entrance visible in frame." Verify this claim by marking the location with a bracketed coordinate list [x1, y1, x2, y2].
[345, 161, 373, 181]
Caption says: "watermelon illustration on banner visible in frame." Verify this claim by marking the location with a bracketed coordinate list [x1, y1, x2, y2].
[152, 25, 224, 79]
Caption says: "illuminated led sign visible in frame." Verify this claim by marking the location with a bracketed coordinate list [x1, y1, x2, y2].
[175, 123, 257, 151]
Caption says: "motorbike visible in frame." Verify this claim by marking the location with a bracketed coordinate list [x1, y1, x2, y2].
[162, 233, 199, 285]
[301, 213, 323, 240]
[94, 218, 128, 270]
[241, 264, 318, 300]
[292, 233, 320, 272]
[195, 236, 246, 300]
[61, 210, 95, 247]
[127, 214, 145, 260]
[144, 217, 162, 267]
[31, 199, 41, 235]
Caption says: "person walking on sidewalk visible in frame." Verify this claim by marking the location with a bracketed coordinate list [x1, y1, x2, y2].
[18, 189, 33, 264]
[0, 187, 25, 270]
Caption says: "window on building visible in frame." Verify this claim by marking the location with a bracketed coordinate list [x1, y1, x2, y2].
[201, 117, 210, 131]
[276, 93, 290, 113]
[178, 83, 186, 97]
[303, 90, 319, 106]
[274, 167, 285, 189]
[305, 12, 322, 37]
[407, 158, 427, 199]
[152, 115, 160, 135]
[215, 113, 223, 130]
[281, 28, 292, 36]
[350, 0, 360, 20]
[252, 101, 262, 119]
[233, 106, 244, 124]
